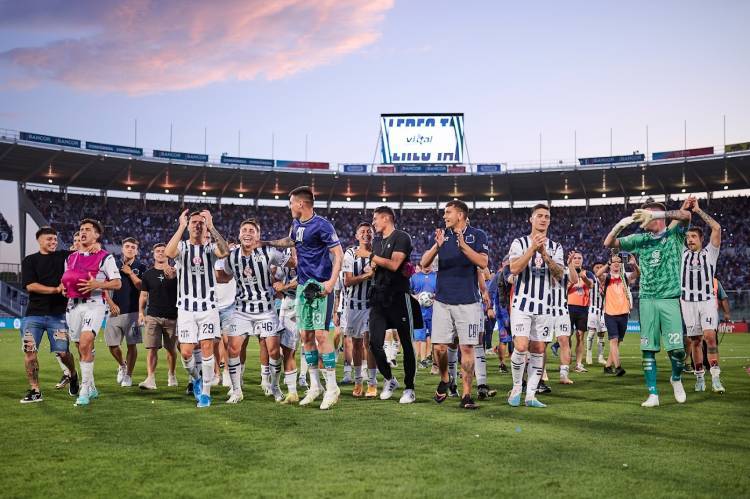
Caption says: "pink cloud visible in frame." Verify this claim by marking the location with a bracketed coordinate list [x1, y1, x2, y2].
[0, 0, 394, 95]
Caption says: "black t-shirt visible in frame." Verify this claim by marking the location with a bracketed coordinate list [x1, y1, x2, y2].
[21, 250, 71, 316]
[141, 268, 178, 319]
[111, 258, 148, 314]
[373, 229, 413, 294]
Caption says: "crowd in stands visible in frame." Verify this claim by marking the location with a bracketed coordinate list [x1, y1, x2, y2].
[28, 190, 750, 290]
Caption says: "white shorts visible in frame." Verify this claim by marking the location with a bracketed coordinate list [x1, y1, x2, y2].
[587, 311, 606, 332]
[432, 300, 482, 346]
[510, 308, 552, 343]
[279, 298, 299, 350]
[343, 308, 369, 339]
[338, 307, 349, 331]
[552, 314, 571, 338]
[177, 308, 221, 344]
[680, 300, 719, 337]
[67, 301, 108, 342]
[232, 309, 283, 339]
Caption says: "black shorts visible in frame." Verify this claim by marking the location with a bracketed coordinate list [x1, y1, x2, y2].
[604, 313, 628, 342]
[569, 305, 588, 332]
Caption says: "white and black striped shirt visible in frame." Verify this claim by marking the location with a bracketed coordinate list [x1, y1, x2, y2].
[548, 268, 570, 317]
[274, 265, 298, 300]
[225, 246, 288, 314]
[174, 241, 218, 312]
[589, 275, 604, 316]
[508, 236, 564, 315]
[342, 246, 373, 310]
[681, 243, 719, 302]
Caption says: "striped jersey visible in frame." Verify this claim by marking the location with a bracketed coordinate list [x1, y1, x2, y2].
[224, 246, 288, 314]
[589, 274, 604, 316]
[548, 268, 570, 317]
[508, 235, 564, 315]
[681, 243, 719, 302]
[174, 241, 218, 312]
[274, 265, 298, 299]
[342, 246, 373, 310]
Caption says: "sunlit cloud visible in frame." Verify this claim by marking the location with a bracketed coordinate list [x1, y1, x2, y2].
[0, 0, 394, 95]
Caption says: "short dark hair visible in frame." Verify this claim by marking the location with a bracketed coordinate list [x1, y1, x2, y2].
[240, 218, 261, 231]
[641, 201, 666, 211]
[79, 218, 104, 235]
[373, 206, 396, 223]
[122, 237, 139, 247]
[531, 203, 550, 215]
[356, 222, 373, 231]
[188, 211, 204, 220]
[152, 243, 167, 251]
[289, 186, 315, 206]
[687, 226, 704, 239]
[35, 226, 57, 239]
[446, 200, 469, 217]
[593, 260, 606, 267]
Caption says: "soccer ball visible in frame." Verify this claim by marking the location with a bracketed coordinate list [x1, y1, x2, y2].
[418, 291, 434, 307]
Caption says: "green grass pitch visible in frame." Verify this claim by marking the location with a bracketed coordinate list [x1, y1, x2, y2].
[1, 330, 749, 498]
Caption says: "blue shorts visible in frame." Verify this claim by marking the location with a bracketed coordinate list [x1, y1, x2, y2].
[414, 316, 432, 341]
[21, 315, 69, 353]
[497, 308, 511, 343]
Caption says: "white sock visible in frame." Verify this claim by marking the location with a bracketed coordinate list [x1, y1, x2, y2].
[80, 360, 94, 395]
[193, 350, 203, 382]
[447, 347, 458, 380]
[261, 364, 271, 387]
[368, 368, 378, 387]
[56, 353, 71, 377]
[181, 356, 200, 380]
[269, 357, 281, 389]
[309, 366, 322, 391]
[344, 363, 352, 376]
[353, 365, 363, 384]
[525, 352, 545, 401]
[560, 365, 570, 380]
[474, 346, 487, 386]
[510, 350, 527, 390]
[586, 331, 595, 353]
[695, 369, 705, 379]
[597, 338, 605, 356]
[385, 340, 394, 362]
[284, 370, 298, 395]
[228, 356, 242, 393]
[201, 355, 214, 396]
[325, 368, 338, 391]
[300, 353, 309, 376]
[240, 362, 245, 386]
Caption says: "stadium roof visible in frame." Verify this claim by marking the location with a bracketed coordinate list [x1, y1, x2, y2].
[1, 135, 748, 203]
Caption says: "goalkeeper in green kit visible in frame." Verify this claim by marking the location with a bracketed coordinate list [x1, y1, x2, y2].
[604, 198, 692, 407]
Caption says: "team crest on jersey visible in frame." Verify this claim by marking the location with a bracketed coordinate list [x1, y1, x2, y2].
[243, 265, 254, 277]
[650, 250, 661, 266]
[192, 256, 202, 265]
[465, 234, 475, 244]
[534, 254, 544, 268]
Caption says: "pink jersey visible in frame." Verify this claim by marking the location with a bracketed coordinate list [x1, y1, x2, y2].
[62, 250, 118, 301]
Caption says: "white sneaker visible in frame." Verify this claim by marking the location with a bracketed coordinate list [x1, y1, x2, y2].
[272, 386, 284, 402]
[116, 365, 126, 384]
[261, 381, 273, 397]
[712, 378, 726, 394]
[670, 378, 687, 403]
[597, 355, 606, 365]
[167, 373, 178, 387]
[299, 387, 323, 406]
[585, 352, 593, 365]
[138, 377, 157, 390]
[121, 374, 132, 387]
[222, 370, 231, 387]
[641, 394, 660, 407]
[320, 387, 341, 410]
[399, 389, 416, 404]
[380, 378, 400, 400]
[226, 390, 244, 404]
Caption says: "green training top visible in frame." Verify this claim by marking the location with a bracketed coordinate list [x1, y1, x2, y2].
[618, 224, 687, 299]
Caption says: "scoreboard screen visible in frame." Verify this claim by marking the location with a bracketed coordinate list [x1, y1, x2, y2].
[380, 113, 464, 164]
